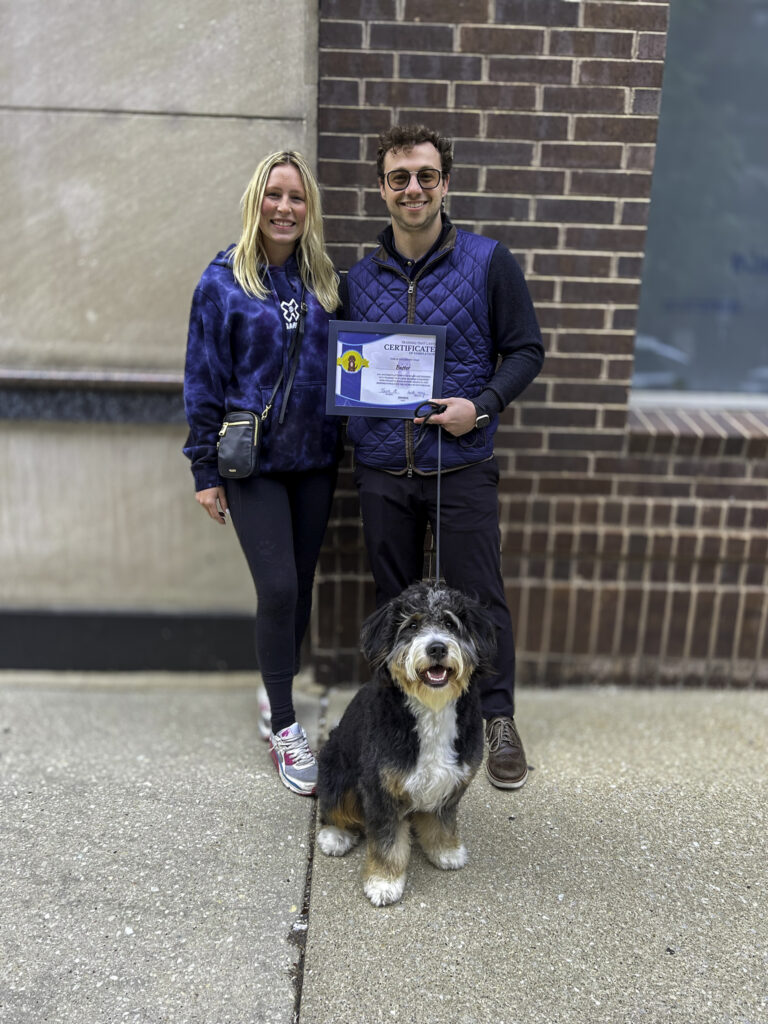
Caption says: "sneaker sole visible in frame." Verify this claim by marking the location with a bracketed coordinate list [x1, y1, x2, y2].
[486, 763, 529, 790]
[258, 719, 271, 742]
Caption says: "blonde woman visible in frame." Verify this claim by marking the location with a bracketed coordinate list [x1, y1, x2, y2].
[183, 151, 340, 796]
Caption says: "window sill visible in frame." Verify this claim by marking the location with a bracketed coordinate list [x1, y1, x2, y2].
[627, 400, 768, 458]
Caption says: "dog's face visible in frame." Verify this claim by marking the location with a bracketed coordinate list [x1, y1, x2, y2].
[360, 582, 496, 712]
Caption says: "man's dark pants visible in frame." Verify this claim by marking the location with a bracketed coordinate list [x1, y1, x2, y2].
[354, 457, 516, 719]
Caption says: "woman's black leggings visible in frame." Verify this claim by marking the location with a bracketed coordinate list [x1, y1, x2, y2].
[226, 466, 337, 734]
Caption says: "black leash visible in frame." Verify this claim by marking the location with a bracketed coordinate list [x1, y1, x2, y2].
[414, 400, 448, 582]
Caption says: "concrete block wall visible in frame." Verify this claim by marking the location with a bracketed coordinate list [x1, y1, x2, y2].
[0, 1, 320, 667]
[312, 0, 768, 689]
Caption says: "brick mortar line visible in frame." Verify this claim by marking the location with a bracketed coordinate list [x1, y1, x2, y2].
[754, 585, 768, 671]
[563, 529, 583, 656]
[732, 572, 750, 662]
[510, 576, 767, 591]
[707, 588, 727, 663]
[633, 581, 653, 660]
[505, 537, 765, 556]
[610, 575, 628, 657]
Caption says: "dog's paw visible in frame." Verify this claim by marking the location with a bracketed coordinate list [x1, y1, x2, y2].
[363, 873, 406, 907]
[317, 826, 359, 857]
[428, 843, 468, 871]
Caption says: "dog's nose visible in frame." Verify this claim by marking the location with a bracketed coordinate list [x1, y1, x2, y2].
[426, 640, 447, 661]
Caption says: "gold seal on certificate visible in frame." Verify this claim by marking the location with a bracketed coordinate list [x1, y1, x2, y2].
[326, 321, 447, 419]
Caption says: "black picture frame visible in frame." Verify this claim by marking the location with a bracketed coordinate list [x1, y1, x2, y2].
[326, 320, 447, 419]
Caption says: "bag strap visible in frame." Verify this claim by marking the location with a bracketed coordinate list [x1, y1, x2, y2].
[261, 286, 307, 424]
[278, 288, 308, 425]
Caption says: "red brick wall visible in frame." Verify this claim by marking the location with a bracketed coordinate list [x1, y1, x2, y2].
[312, 0, 768, 689]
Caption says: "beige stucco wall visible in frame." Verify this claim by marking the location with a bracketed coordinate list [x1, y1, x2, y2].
[0, 422, 255, 611]
[1, 1, 318, 613]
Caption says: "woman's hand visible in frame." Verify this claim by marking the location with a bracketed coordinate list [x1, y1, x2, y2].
[195, 486, 229, 524]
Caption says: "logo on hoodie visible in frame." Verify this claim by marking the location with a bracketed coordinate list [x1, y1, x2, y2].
[280, 298, 300, 330]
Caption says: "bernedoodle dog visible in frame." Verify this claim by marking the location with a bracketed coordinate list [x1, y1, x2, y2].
[316, 581, 496, 907]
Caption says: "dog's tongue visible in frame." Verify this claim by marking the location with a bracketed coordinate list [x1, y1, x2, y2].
[426, 667, 448, 684]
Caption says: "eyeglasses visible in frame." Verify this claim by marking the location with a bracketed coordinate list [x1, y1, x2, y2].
[385, 168, 443, 191]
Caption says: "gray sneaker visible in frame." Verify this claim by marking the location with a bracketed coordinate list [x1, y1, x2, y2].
[268, 722, 317, 796]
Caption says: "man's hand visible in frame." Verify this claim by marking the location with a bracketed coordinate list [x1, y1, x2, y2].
[195, 485, 229, 524]
[413, 396, 477, 437]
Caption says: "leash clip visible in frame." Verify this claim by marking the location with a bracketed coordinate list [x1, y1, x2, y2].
[414, 400, 447, 421]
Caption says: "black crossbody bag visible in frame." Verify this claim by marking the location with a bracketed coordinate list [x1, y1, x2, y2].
[217, 289, 307, 479]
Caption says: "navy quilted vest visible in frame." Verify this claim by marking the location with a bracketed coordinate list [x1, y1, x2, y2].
[346, 227, 498, 473]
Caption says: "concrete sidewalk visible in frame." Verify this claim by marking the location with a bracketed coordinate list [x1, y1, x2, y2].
[0, 673, 766, 1024]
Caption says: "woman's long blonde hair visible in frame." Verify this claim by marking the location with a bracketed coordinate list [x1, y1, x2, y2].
[229, 150, 339, 312]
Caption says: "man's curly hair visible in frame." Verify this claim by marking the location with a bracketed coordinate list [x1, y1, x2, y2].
[376, 124, 454, 182]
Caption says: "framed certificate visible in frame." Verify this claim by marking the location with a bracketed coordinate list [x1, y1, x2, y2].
[326, 321, 447, 418]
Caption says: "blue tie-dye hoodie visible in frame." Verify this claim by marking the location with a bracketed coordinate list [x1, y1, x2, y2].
[182, 249, 340, 491]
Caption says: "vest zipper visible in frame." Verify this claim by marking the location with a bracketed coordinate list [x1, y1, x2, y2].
[403, 257, 442, 474]
[405, 420, 415, 476]
[405, 280, 416, 475]
[372, 243, 452, 476]
[370, 268, 416, 475]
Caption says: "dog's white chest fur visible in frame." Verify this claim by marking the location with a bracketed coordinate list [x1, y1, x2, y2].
[403, 698, 471, 812]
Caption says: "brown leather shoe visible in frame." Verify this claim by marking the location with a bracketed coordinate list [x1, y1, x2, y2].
[485, 717, 529, 789]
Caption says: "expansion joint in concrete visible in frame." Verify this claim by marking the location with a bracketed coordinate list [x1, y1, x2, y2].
[1, 103, 302, 123]
[289, 685, 329, 1022]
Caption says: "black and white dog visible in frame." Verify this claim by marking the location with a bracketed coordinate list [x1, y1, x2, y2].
[316, 581, 496, 906]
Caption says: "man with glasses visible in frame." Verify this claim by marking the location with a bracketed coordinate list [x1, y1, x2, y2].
[341, 124, 544, 789]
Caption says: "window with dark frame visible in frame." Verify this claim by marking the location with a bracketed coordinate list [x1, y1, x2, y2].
[633, 0, 768, 397]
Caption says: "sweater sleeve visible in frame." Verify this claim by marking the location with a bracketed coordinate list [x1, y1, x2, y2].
[473, 244, 545, 417]
[182, 285, 232, 491]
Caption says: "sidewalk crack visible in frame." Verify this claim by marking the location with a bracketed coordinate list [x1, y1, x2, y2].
[289, 686, 328, 1023]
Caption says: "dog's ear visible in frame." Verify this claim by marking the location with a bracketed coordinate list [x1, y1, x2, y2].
[464, 600, 497, 670]
[360, 601, 395, 667]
